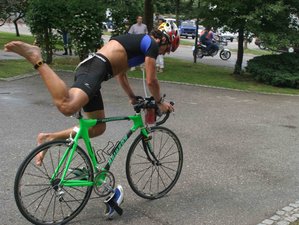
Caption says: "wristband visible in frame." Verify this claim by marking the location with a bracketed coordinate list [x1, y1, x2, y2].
[34, 60, 45, 69]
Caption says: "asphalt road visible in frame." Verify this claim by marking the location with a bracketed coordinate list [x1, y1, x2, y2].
[1, 73, 299, 225]
[166, 44, 253, 69]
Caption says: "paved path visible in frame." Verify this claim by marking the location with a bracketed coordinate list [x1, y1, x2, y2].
[1, 74, 299, 225]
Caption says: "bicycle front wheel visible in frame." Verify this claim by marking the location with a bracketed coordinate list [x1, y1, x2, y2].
[126, 126, 183, 199]
[14, 140, 94, 225]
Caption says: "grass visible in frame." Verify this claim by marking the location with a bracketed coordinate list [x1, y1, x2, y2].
[179, 39, 195, 46]
[230, 48, 272, 56]
[0, 59, 35, 78]
[0, 31, 35, 48]
[1, 56, 299, 95]
[0, 57, 79, 78]
[128, 57, 299, 95]
[1, 31, 299, 95]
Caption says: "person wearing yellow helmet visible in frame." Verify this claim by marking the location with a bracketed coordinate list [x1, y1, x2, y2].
[155, 21, 180, 72]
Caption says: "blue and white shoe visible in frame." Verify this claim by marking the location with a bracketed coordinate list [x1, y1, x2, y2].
[104, 185, 124, 219]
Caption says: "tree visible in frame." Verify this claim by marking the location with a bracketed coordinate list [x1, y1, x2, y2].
[0, 0, 27, 36]
[248, 0, 299, 52]
[104, 0, 144, 36]
[26, 0, 105, 62]
[198, 0, 299, 75]
[66, 0, 105, 60]
[26, 0, 65, 63]
[144, 0, 154, 31]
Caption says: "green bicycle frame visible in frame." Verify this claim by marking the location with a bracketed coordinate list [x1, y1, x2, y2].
[50, 113, 151, 187]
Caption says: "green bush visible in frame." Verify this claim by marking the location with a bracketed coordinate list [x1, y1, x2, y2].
[246, 53, 299, 88]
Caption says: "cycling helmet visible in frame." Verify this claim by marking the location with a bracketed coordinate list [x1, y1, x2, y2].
[158, 22, 180, 52]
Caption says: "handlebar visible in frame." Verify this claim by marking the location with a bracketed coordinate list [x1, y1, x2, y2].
[133, 96, 174, 126]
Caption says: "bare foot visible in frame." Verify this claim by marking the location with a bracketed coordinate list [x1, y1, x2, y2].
[4, 41, 42, 65]
[36, 133, 53, 166]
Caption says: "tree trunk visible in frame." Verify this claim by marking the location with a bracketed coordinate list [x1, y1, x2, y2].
[193, 1, 200, 63]
[175, 0, 180, 25]
[234, 27, 244, 75]
[44, 27, 53, 64]
[13, 18, 20, 37]
[144, 0, 153, 32]
[193, 17, 199, 63]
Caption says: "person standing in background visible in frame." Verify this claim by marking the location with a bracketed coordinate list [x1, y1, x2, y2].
[61, 31, 72, 56]
[128, 16, 148, 71]
[128, 16, 148, 35]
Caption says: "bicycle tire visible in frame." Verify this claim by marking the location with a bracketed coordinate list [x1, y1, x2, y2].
[126, 126, 183, 199]
[14, 140, 94, 225]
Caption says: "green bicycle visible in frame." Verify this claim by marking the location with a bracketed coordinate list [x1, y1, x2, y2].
[14, 96, 183, 225]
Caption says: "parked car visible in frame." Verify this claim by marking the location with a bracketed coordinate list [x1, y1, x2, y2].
[217, 27, 237, 42]
[179, 20, 196, 39]
[197, 25, 205, 36]
[164, 18, 176, 24]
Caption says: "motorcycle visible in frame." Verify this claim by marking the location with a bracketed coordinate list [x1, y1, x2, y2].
[192, 37, 231, 60]
[254, 38, 267, 50]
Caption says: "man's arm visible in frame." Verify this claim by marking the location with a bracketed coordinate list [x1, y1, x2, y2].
[145, 56, 174, 112]
[116, 73, 136, 104]
[128, 25, 134, 34]
[144, 56, 161, 102]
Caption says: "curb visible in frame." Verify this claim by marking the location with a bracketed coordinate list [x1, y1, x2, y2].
[257, 201, 299, 225]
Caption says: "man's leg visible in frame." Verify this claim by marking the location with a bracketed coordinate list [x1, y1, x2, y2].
[4, 41, 89, 116]
[36, 110, 106, 165]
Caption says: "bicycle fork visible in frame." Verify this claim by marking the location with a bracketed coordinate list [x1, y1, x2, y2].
[141, 136, 161, 166]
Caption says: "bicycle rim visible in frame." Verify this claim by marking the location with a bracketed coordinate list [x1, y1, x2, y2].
[14, 140, 93, 225]
[126, 126, 183, 199]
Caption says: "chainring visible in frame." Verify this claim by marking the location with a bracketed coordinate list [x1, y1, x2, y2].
[94, 170, 115, 197]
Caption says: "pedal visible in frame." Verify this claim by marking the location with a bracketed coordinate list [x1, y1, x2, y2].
[103, 185, 124, 218]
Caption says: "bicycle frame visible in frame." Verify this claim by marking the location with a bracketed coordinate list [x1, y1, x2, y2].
[50, 113, 151, 187]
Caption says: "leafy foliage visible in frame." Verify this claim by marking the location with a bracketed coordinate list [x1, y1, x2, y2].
[0, 0, 27, 36]
[192, 0, 299, 74]
[26, 0, 65, 63]
[66, 1, 105, 60]
[246, 53, 299, 88]
[104, 0, 144, 36]
[26, 0, 105, 62]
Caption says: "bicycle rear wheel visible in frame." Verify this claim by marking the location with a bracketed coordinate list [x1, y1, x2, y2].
[14, 140, 94, 225]
[126, 126, 183, 199]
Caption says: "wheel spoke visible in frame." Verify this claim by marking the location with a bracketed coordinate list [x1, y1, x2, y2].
[43, 190, 55, 220]
[142, 165, 157, 191]
[29, 162, 51, 179]
[160, 146, 177, 161]
[22, 186, 51, 198]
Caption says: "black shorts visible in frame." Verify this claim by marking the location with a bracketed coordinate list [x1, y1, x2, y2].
[72, 53, 113, 112]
